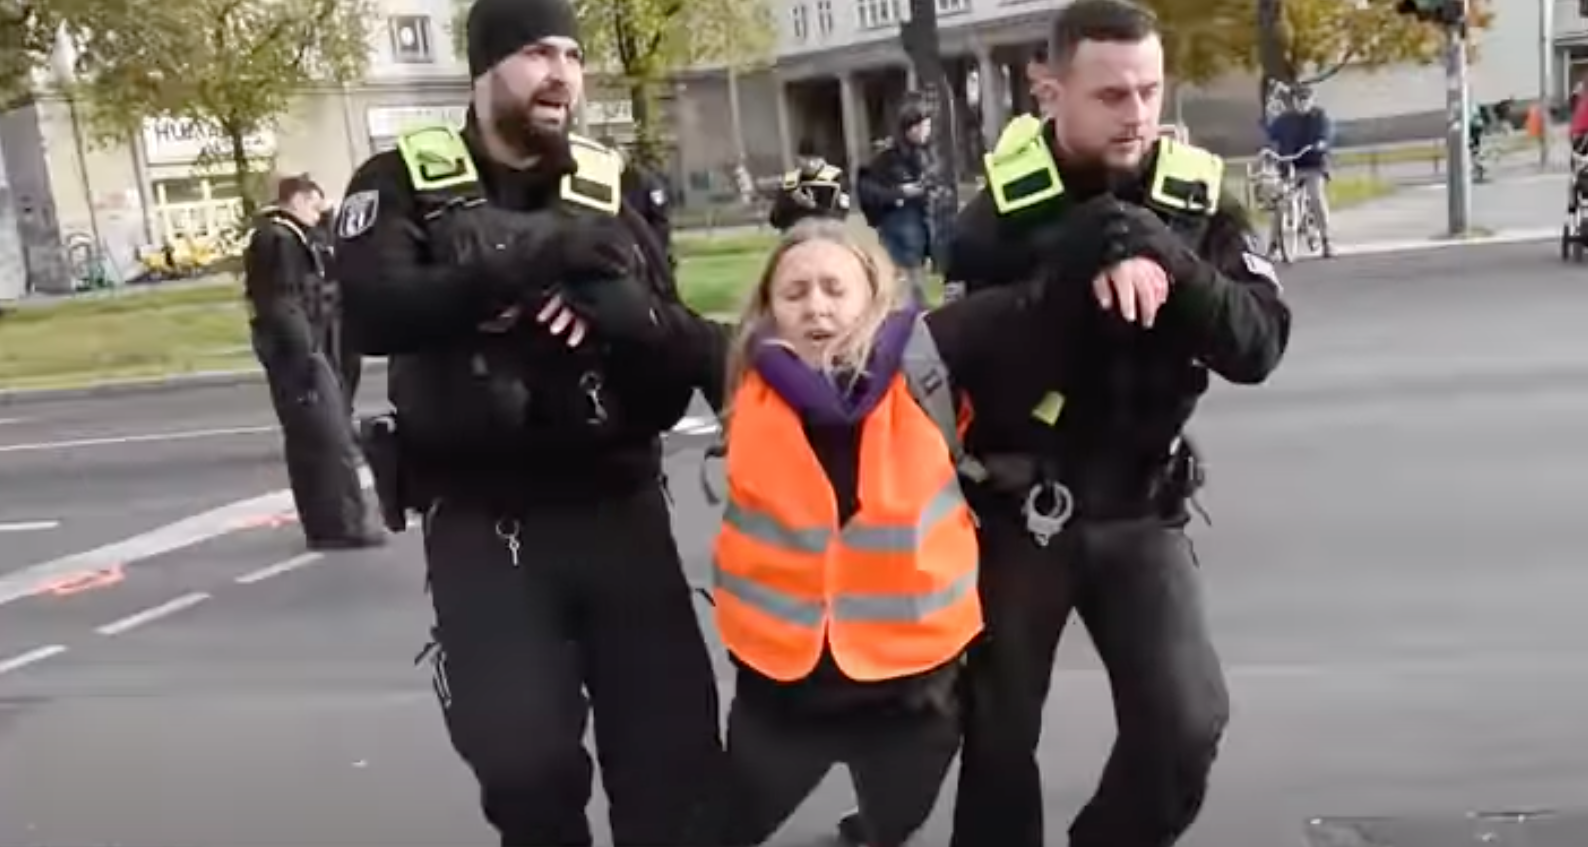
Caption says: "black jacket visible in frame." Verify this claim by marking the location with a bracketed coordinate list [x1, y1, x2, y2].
[941, 128, 1291, 502]
[331, 126, 706, 505]
[244, 210, 325, 366]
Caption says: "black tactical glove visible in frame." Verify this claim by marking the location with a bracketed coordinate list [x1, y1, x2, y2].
[1028, 193, 1121, 297]
[474, 214, 634, 310]
[557, 271, 665, 349]
[1102, 202, 1206, 284]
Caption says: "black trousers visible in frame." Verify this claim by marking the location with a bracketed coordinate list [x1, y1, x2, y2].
[253, 323, 372, 545]
[717, 696, 959, 847]
[421, 483, 723, 847]
[949, 499, 1230, 847]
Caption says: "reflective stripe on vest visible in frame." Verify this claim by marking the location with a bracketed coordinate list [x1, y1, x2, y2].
[712, 355, 983, 683]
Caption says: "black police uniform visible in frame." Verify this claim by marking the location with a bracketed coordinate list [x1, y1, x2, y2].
[331, 117, 723, 846]
[621, 164, 674, 265]
[243, 207, 380, 548]
[768, 160, 850, 231]
[308, 216, 363, 408]
[935, 118, 1292, 847]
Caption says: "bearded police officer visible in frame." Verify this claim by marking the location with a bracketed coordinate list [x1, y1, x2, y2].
[244, 175, 383, 550]
[330, 0, 725, 842]
[939, 2, 1291, 846]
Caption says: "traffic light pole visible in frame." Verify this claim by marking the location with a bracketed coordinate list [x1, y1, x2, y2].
[1444, 15, 1472, 237]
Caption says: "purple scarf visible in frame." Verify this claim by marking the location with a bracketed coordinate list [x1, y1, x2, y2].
[750, 309, 919, 425]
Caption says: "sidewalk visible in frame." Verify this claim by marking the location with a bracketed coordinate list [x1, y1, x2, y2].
[1327, 169, 1562, 251]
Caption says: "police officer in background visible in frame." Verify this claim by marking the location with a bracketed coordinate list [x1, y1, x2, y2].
[330, 0, 725, 842]
[307, 207, 364, 409]
[244, 175, 384, 550]
[939, 2, 1291, 845]
[602, 134, 675, 266]
[767, 139, 850, 231]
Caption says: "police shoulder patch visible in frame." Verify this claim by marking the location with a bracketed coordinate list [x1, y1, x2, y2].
[337, 190, 379, 240]
[1241, 250, 1281, 290]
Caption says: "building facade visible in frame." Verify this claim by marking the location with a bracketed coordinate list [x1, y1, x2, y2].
[666, 0, 1569, 204]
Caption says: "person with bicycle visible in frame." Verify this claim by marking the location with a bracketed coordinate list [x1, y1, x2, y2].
[1266, 85, 1335, 258]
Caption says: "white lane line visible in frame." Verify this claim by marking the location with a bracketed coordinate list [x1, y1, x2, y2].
[235, 552, 323, 585]
[0, 418, 22, 426]
[95, 592, 210, 636]
[0, 644, 68, 676]
[0, 520, 59, 532]
[0, 467, 373, 609]
[0, 425, 274, 454]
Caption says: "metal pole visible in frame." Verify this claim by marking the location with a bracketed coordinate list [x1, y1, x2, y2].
[1445, 16, 1471, 237]
[1539, 0, 1553, 168]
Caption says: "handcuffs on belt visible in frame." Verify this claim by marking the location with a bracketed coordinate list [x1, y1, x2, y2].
[1022, 480, 1075, 547]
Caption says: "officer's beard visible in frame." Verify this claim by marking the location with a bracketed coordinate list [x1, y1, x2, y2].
[489, 78, 574, 168]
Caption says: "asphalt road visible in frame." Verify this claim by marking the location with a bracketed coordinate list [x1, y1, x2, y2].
[4, 240, 1588, 846]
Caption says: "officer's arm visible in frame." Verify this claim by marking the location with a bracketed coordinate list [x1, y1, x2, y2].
[943, 188, 1041, 294]
[331, 154, 531, 355]
[922, 284, 1035, 402]
[243, 225, 315, 362]
[610, 200, 735, 414]
[768, 188, 798, 231]
[1157, 200, 1292, 385]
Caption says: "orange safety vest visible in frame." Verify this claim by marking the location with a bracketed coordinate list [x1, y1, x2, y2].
[712, 319, 983, 683]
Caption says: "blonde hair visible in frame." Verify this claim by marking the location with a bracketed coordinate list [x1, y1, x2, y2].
[723, 218, 902, 414]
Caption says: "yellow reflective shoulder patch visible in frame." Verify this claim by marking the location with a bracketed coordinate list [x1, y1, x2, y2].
[983, 116, 1064, 216]
[562, 133, 622, 215]
[396, 125, 478, 192]
[782, 169, 800, 188]
[1150, 138, 1224, 215]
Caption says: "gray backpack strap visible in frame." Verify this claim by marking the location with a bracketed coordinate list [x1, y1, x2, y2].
[900, 314, 988, 483]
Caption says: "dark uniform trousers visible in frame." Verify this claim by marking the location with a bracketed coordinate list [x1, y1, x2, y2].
[420, 481, 723, 847]
[950, 489, 1230, 847]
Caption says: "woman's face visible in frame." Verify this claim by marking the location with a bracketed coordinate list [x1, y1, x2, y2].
[766, 239, 873, 367]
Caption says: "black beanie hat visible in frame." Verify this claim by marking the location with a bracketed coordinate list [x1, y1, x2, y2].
[466, 0, 580, 79]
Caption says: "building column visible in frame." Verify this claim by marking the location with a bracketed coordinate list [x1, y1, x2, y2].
[839, 70, 868, 170]
[906, 62, 919, 90]
[774, 76, 795, 170]
[976, 45, 1005, 145]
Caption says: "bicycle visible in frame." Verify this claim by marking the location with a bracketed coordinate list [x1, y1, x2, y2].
[1246, 145, 1322, 264]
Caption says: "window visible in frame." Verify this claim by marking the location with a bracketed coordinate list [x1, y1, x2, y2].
[857, 0, 900, 29]
[792, 3, 810, 40]
[937, 0, 969, 13]
[388, 15, 434, 64]
[817, 0, 834, 34]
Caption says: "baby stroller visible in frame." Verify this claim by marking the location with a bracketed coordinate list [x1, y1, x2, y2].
[1560, 137, 1588, 262]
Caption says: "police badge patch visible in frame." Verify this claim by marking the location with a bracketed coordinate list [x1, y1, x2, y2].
[1241, 250, 1282, 291]
[337, 190, 379, 239]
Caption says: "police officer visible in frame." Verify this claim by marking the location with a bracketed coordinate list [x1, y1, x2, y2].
[244, 175, 383, 550]
[767, 139, 850, 231]
[306, 206, 363, 409]
[603, 135, 675, 266]
[936, 2, 1291, 845]
[329, 0, 725, 842]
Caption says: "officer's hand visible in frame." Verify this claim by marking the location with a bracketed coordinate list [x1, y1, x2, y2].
[532, 298, 589, 347]
[1092, 257, 1170, 327]
[547, 273, 663, 349]
[556, 217, 636, 284]
[1105, 202, 1201, 282]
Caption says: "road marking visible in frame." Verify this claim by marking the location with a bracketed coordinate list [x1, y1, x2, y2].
[0, 520, 59, 532]
[0, 418, 22, 426]
[0, 425, 274, 454]
[40, 564, 124, 596]
[235, 552, 323, 584]
[95, 592, 210, 636]
[0, 644, 68, 676]
[0, 468, 373, 609]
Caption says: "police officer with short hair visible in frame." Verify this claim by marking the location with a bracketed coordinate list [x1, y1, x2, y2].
[330, 0, 726, 842]
[768, 140, 850, 231]
[244, 175, 383, 550]
[932, 1, 1292, 845]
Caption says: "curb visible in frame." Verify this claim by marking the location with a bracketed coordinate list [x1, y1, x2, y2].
[0, 359, 391, 406]
[1332, 228, 1555, 258]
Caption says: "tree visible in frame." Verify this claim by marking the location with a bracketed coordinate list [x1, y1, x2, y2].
[0, 0, 58, 107]
[54, 0, 374, 215]
[449, 0, 775, 168]
[1259, 0, 1493, 93]
[1143, 0, 1258, 121]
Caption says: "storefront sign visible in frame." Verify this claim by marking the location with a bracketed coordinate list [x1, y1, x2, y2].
[365, 104, 470, 141]
[141, 117, 275, 166]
